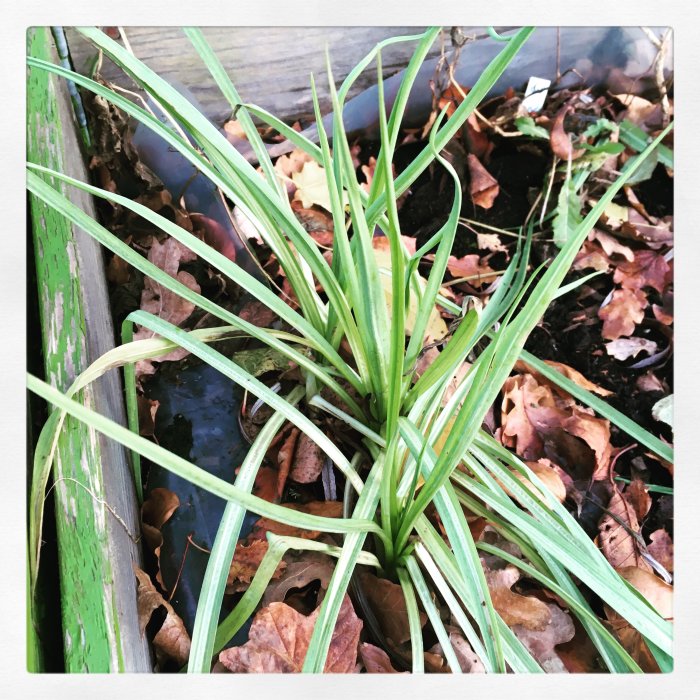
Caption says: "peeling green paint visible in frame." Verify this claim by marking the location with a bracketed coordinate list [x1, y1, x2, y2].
[27, 27, 125, 672]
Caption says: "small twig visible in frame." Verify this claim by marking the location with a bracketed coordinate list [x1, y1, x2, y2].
[45, 476, 139, 543]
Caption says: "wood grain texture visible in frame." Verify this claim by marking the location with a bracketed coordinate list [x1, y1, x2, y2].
[28, 27, 150, 672]
[65, 26, 443, 124]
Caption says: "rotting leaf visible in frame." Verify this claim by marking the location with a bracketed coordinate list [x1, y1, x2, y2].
[218, 594, 362, 673]
[605, 337, 658, 361]
[359, 642, 405, 673]
[512, 603, 575, 673]
[647, 529, 674, 573]
[263, 550, 336, 605]
[598, 487, 652, 571]
[359, 571, 427, 646]
[134, 564, 191, 667]
[290, 432, 325, 484]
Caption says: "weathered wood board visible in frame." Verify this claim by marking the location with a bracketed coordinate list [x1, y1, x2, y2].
[65, 26, 447, 125]
[27, 27, 150, 672]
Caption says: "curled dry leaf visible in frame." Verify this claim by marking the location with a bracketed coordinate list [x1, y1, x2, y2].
[550, 106, 585, 161]
[263, 550, 336, 605]
[605, 566, 673, 672]
[500, 372, 612, 481]
[132, 236, 201, 377]
[593, 230, 634, 262]
[512, 603, 575, 673]
[647, 529, 674, 573]
[514, 359, 613, 397]
[467, 154, 499, 209]
[133, 564, 191, 667]
[483, 563, 551, 631]
[359, 571, 427, 646]
[227, 539, 287, 594]
[599, 288, 648, 340]
[276, 427, 300, 498]
[359, 642, 405, 673]
[598, 488, 652, 571]
[605, 337, 658, 361]
[625, 478, 652, 521]
[141, 487, 179, 589]
[218, 594, 362, 673]
[476, 232, 508, 254]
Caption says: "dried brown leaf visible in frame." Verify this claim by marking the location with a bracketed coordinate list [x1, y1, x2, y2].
[598, 488, 651, 571]
[512, 603, 575, 673]
[483, 564, 551, 630]
[647, 529, 674, 573]
[605, 337, 658, 361]
[134, 565, 191, 667]
[613, 250, 671, 294]
[550, 106, 585, 161]
[227, 539, 287, 593]
[359, 571, 427, 645]
[605, 566, 673, 672]
[467, 154, 499, 209]
[290, 432, 325, 484]
[263, 550, 336, 605]
[599, 288, 648, 340]
[276, 427, 300, 498]
[218, 594, 362, 673]
[359, 643, 405, 673]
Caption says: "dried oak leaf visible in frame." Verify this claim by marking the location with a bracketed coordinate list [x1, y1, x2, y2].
[500, 373, 612, 480]
[359, 571, 427, 645]
[359, 642, 405, 673]
[218, 594, 362, 673]
[647, 529, 674, 573]
[613, 249, 672, 294]
[593, 230, 634, 262]
[134, 564, 191, 667]
[599, 288, 648, 340]
[598, 488, 652, 571]
[605, 566, 673, 672]
[512, 603, 575, 673]
[263, 550, 336, 605]
[227, 539, 287, 594]
[467, 154, 499, 209]
[483, 563, 551, 630]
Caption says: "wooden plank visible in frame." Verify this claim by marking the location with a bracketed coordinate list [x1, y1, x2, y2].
[65, 26, 444, 125]
[27, 27, 151, 672]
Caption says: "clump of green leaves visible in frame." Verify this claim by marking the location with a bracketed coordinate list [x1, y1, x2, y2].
[27, 26, 673, 673]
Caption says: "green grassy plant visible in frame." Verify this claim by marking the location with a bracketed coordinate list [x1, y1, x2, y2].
[27, 26, 673, 673]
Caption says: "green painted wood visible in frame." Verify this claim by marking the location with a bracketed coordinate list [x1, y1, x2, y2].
[27, 27, 150, 672]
